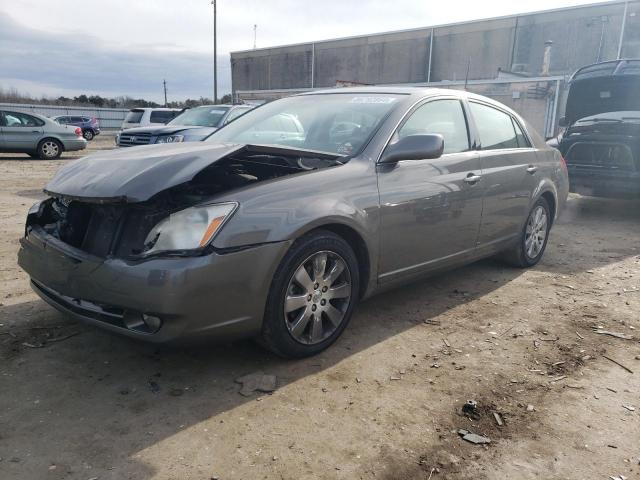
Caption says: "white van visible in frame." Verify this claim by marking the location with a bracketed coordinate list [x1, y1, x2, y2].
[121, 108, 182, 130]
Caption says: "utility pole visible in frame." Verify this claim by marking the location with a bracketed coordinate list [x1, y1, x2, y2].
[464, 57, 471, 90]
[617, 1, 629, 59]
[253, 24, 257, 49]
[211, 0, 218, 104]
[163, 79, 167, 107]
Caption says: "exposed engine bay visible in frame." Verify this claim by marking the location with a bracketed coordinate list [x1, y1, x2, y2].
[27, 146, 343, 258]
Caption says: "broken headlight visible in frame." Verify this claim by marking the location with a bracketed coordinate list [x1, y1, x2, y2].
[143, 202, 237, 254]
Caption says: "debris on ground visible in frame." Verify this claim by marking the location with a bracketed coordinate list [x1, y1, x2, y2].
[603, 355, 634, 374]
[462, 400, 480, 420]
[20, 332, 81, 348]
[148, 379, 161, 394]
[609, 475, 627, 480]
[493, 412, 504, 426]
[457, 429, 491, 444]
[235, 372, 278, 396]
[526, 404, 535, 412]
[424, 319, 441, 326]
[622, 405, 636, 412]
[592, 329, 634, 340]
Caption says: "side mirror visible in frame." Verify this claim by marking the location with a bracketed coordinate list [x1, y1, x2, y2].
[379, 134, 444, 164]
[558, 116, 568, 127]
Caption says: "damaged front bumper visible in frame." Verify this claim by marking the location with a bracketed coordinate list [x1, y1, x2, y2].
[18, 225, 290, 343]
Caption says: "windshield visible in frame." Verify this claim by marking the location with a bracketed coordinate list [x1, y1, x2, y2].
[205, 93, 403, 155]
[170, 106, 229, 127]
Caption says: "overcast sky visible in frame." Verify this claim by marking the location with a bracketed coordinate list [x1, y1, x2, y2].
[1, 0, 598, 102]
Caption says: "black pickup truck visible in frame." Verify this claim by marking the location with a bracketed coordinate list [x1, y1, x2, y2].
[550, 59, 640, 198]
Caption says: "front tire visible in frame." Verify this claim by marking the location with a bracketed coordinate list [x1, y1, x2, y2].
[82, 129, 94, 141]
[261, 230, 360, 358]
[502, 197, 551, 268]
[37, 139, 62, 159]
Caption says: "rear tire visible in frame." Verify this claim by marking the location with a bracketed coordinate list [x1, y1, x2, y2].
[82, 129, 94, 141]
[37, 139, 62, 160]
[261, 230, 360, 358]
[501, 197, 551, 268]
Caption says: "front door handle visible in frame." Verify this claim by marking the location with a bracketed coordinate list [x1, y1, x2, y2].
[464, 173, 482, 184]
[526, 165, 538, 174]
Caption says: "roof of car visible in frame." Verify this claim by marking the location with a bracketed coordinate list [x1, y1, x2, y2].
[300, 86, 487, 99]
[299, 86, 517, 114]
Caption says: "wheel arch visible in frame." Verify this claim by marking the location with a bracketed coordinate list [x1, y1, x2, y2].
[532, 178, 559, 225]
[307, 223, 371, 300]
[540, 190, 556, 225]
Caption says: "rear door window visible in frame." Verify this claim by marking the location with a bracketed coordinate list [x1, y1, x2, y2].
[469, 102, 519, 150]
[125, 110, 144, 124]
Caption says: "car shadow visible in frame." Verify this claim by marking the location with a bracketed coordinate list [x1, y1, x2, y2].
[0, 258, 525, 478]
[0, 194, 638, 478]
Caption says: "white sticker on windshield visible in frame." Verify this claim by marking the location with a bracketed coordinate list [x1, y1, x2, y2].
[210, 109, 227, 113]
[349, 96, 397, 104]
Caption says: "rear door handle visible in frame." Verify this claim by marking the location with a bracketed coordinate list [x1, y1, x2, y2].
[464, 173, 482, 184]
[526, 165, 538, 174]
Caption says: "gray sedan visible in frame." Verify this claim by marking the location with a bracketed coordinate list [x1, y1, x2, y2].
[18, 88, 568, 357]
[0, 110, 87, 159]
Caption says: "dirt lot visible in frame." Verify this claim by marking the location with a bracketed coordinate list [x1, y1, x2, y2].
[0, 140, 639, 479]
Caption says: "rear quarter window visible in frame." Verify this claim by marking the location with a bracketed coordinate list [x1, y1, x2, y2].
[150, 110, 179, 123]
[125, 110, 144, 123]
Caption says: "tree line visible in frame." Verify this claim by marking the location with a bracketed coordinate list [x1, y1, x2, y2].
[0, 87, 233, 108]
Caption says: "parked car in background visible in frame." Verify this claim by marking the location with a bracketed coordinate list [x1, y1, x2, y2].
[549, 59, 640, 198]
[18, 88, 568, 357]
[0, 109, 87, 159]
[120, 107, 182, 130]
[116, 104, 253, 147]
[53, 115, 100, 141]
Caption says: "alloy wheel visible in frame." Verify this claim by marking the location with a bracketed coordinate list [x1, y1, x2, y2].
[524, 205, 548, 259]
[284, 251, 352, 345]
[41, 141, 59, 158]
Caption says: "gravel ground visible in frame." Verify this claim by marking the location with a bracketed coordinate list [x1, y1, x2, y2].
[0, 142, 638, 479]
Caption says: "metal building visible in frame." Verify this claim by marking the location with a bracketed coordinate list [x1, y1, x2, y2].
[230, 0, 639, 136]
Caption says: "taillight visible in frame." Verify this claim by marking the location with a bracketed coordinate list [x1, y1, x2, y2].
[559, 155, 568, 175]
[74, 127, 82, 136]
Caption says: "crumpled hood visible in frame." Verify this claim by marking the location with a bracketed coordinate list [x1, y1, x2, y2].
[44, 142, 244, 203]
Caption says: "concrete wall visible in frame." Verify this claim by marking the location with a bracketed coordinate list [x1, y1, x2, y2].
[231, 1, 640, 92]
